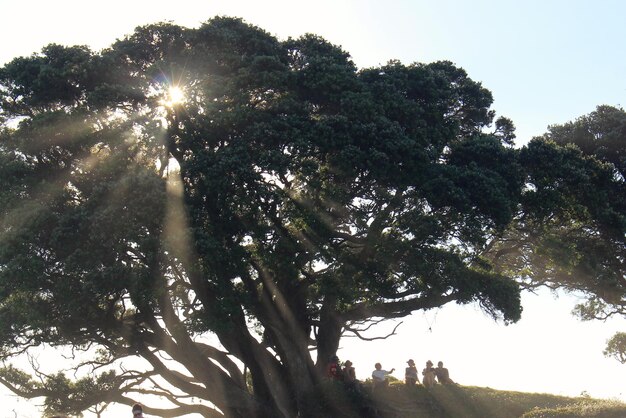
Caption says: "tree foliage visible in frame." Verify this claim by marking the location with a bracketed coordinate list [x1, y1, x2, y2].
[484, 105, 626, 364]
[0, 18, 622, 417]
[604, 332, 626, 364]
[545, 106, 626, 363]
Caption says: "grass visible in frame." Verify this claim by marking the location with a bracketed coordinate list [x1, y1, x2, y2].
[315, 381, 626, 418]
[521, 399, 626, 418]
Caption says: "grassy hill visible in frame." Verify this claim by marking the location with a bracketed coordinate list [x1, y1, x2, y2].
[316, 382, 626, 418]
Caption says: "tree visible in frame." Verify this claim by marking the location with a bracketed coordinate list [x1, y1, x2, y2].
[0, 18, 620, 417]
[542, 106, 626, 361]
[604, 332, 626, 364]
[483, 105, 626, 363]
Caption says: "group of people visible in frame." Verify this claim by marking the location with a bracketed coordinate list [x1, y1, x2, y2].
[404, 359, 454, 388]
[328, 355, 454, 389]
[327, 355, 358, 385]
[372, 359, 453, 388]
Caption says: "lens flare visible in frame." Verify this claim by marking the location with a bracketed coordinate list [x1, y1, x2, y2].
[166, 86, 185, 106]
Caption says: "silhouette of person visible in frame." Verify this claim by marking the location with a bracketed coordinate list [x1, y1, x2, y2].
[327, 355, 343, 381]
[435, 361, 454, 384]
[422, 360, 436, 388]
[132, 403, 144, 418]
[372, 362, 395, 388]
[405, 359, 419, 385]
[343, 359, 356, 383]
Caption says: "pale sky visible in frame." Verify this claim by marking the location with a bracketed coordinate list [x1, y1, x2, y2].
[1, 1, 625, 416]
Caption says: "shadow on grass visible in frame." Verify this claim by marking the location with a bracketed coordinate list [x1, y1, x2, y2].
[305, 381, 626, 418]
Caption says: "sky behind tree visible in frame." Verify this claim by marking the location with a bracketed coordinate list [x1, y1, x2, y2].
[0, 1, 624, 416]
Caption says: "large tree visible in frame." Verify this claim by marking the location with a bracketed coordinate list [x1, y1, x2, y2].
[0, 18, 620, 417]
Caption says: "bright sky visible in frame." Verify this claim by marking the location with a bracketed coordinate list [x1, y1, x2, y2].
[1, 1, 625, 416]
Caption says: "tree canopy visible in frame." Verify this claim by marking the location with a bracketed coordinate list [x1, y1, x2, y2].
[479, 104, 625, 366]
[0, 18, 623, 417]
[536, 106, 626, 362]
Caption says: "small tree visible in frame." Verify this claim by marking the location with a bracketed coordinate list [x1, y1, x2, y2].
[604, 332, 626, 364]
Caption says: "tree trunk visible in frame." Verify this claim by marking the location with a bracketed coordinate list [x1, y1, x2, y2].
[316, 295, 343, 371]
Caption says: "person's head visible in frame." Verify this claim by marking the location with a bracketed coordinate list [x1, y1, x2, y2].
[132, 403, 144, 417]
[426, 360, 433, 367]
[375, 362, 381, 370]
[407, 359, 415, 366]
[438, 361, 443, 367]
[331, 355, 339, 362]
[344, 360, 352, 367]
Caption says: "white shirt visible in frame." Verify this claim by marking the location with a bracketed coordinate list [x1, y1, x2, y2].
[372, 369, 391, 380]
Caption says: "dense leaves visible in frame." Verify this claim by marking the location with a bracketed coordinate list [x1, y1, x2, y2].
[0, 18, 622, 417]
[541, 105, 626, 179]
[484, 106, 625, 365]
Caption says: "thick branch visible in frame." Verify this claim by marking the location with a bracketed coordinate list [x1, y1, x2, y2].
[341, 294, 457, 322]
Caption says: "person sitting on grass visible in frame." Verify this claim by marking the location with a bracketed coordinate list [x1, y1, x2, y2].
[422, 360, 437, 388]
[405, 359, 420, 386]
[372, 362, 395, 388]
[435, 361, 454, 384]
[327, 355, 343, 381]
[343, 360, 356, 383]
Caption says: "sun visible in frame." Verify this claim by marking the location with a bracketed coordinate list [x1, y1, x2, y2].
[164, 86, 185, 107]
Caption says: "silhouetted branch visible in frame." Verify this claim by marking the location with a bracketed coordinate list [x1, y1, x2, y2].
[344, 321, 403, 341]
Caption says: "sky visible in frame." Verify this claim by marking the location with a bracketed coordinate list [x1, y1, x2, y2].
[0, 0, 625, 416]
